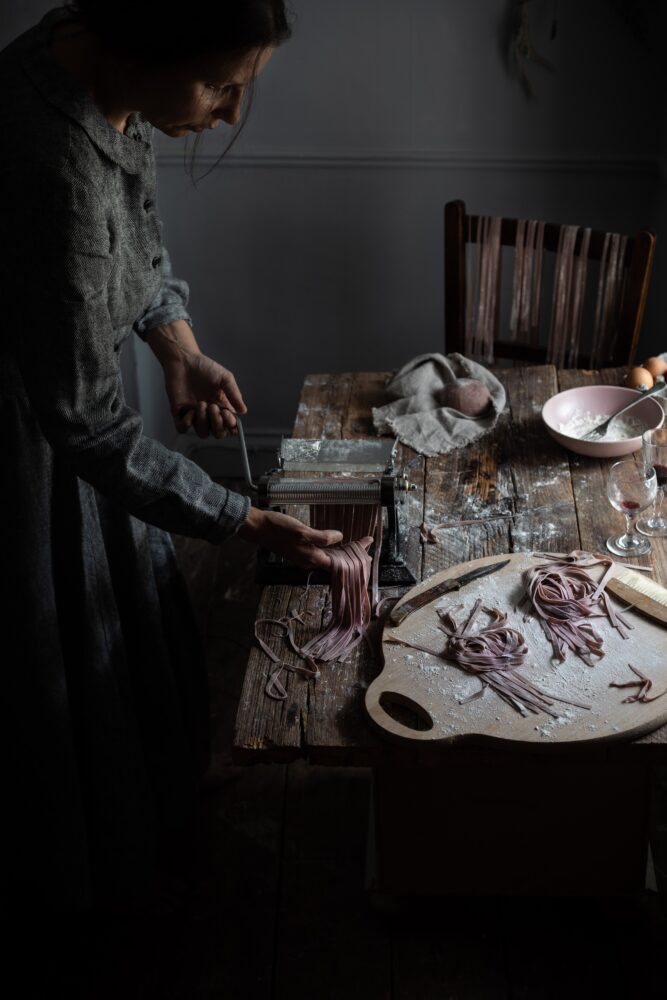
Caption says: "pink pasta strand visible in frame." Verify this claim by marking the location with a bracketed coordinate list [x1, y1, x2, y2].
[610, 663, 667, 705]
[255, 613, 320, 701]
[256, 504, 380, 697]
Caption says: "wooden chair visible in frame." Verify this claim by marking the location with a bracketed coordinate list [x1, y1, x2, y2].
[444, 199, 656, 368]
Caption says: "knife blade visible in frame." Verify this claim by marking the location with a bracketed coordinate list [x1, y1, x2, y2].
[389, 558, 511, 627]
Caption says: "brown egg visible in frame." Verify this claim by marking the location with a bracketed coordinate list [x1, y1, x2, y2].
[626, 366, 654, 390]
[643, 356, 667, 378]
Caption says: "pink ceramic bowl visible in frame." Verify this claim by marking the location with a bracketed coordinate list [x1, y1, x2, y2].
[541, 385, 665, 457]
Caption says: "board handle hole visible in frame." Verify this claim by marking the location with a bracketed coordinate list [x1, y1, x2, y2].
[379, 692, 433, 732]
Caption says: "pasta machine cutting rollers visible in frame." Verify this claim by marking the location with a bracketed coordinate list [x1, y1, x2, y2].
[237, 424, 419, 586]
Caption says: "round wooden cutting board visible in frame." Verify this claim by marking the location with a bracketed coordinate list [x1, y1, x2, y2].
[365, 552, 667, 747]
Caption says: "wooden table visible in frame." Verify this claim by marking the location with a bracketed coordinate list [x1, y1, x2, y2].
[233, 365, 667, 895]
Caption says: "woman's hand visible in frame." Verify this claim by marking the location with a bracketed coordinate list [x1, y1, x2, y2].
[163, 351, 247, 438]
[146, 320, 247, 437]
[238, 508, 344, 571]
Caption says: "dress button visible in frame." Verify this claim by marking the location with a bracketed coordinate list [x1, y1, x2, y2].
[143, 198, 153, 211]
[152, 255, 162, 268]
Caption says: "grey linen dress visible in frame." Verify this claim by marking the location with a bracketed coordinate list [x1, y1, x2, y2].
[0, 6, 251, 910]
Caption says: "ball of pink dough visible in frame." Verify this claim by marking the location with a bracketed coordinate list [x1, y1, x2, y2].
[439, 378, 492, 417]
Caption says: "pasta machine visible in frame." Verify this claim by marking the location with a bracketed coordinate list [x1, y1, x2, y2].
[237, 427, 419, 586]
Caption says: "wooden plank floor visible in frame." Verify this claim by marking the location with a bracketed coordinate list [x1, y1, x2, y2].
[16, 478, 667, 998]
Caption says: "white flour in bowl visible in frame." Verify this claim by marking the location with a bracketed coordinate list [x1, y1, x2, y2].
[558, 408, 647, 441]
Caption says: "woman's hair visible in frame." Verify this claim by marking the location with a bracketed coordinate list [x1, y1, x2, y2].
[61, 0, 293, 181]
[62, 0, 291, 62]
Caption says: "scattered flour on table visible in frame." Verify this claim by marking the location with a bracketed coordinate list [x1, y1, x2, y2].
[526, 477, 559, 490]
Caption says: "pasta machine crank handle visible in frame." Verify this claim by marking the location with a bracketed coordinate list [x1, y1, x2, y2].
[235, 416, 259, 492]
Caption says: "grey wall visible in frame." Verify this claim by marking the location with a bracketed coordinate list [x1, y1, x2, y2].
[3, 0, 664, 446]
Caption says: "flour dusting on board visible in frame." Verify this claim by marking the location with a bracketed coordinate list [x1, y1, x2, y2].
[379, 553, 667, 745]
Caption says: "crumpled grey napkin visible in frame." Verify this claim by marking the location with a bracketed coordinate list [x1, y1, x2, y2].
[372, 353, 507, 457]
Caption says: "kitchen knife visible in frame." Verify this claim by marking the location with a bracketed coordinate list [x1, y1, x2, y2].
[389, 558, 511, 627]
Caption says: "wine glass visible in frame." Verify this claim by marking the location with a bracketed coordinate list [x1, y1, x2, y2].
[637, 427, 667, 537]
[606, 460, 657, 557]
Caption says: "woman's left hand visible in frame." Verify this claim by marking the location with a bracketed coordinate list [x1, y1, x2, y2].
[163, 350, 247, 438]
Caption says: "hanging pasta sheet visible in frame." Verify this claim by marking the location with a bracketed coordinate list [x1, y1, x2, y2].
[256, 501, 383, 699]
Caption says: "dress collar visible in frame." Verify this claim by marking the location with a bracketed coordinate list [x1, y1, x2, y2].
[19, 6, 152, 175]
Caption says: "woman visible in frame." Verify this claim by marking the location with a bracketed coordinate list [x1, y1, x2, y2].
[0, 0, 341, 912]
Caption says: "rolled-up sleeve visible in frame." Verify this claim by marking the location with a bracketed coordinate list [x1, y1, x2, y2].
[11, 161, 250, 542]
[132, 244, 194, 341]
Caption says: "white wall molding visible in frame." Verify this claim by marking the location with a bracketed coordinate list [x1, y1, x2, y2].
[155, 148, 660, 174]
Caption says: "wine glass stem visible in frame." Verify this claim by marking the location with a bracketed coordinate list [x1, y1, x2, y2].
[623, 513, 637, 545]
[644, 488, 659, 528]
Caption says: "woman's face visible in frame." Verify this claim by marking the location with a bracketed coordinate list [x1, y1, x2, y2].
[141, 45, 274, 137]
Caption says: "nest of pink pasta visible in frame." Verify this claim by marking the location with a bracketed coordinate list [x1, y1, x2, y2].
[389, 600, 591, 718]
[523, 550, 633, 665]
[525, 551, 667, 707]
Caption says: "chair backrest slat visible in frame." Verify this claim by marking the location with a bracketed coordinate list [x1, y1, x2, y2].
[466, 215, 634, 262]
[444, 199, 656, 368]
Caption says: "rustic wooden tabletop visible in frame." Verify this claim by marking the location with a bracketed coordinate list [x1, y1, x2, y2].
[233, 365, 667, 764]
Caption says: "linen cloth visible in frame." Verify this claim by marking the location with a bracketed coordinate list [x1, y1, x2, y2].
[372, 353, 507, 457]
[0, 6, 250, 909]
